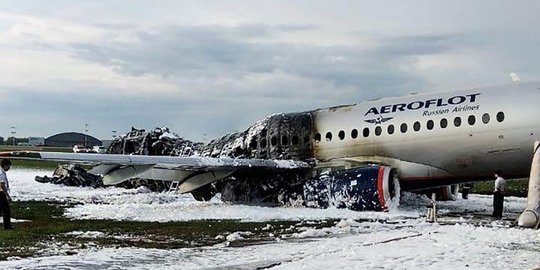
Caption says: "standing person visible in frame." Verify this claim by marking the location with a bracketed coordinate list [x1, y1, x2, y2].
[492, 171, 506, 219]
[0, 159, 13, 230]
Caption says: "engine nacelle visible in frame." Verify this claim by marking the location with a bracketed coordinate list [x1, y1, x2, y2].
[303, 165, 400, 211]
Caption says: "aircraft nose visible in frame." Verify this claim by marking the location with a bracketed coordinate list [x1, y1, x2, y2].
[518, 210, 539, 228]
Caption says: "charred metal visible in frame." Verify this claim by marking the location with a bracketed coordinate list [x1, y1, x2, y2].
[36, 164, 171, 192]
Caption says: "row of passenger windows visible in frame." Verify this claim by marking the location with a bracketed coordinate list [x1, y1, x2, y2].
[314, 112, 505, 143]
[255, 134, 310, 148]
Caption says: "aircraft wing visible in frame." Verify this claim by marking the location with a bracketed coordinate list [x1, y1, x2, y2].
[0, 151, 312, 193]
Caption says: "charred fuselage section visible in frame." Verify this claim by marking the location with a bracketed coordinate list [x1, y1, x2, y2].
[98, 116, 317, 205]
[198, 112, 315, 160]
[41, 111, 399, 211]
[197, 112, 316, 205]
[107, 127, 203, 156]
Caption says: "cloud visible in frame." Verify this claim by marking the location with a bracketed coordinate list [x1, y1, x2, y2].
[68, 25, 453, 98]
[1, 1, 540, 140]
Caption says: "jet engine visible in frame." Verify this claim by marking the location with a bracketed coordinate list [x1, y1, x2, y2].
[303, 165, 400, 211]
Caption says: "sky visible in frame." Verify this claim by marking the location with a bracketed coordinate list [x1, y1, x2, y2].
[0, 1, 539, 141]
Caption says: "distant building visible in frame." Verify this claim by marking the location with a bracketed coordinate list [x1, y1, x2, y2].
[28, 137, 45, 146]
[0, 136, 3, 145]
[45, 132, 102, 147]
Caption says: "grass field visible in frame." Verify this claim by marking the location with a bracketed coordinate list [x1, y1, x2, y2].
[464, 178, 529, 197]
[0, 201, 334, 260]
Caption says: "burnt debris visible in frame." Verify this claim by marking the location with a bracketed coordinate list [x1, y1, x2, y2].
[36, 127, 203, 191]
[107, 127, 203, 156]
[37, 113, 316, 204]
[35, 164, 171, 192]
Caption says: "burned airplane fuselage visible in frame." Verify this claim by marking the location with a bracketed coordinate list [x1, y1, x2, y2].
[198, 112, 317, 205]
[100, 109, 398, 211]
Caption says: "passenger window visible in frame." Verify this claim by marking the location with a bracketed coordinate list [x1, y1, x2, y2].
[363, 127, 370, 137]
[281, 135, 289, 145]
[454, 117, 462, 127]
[292, 135, 299, 145]
[375, 126, 382, 136]
[413, 121, 421, 132]
[468, 115, 476, 126]
[440, 118, 448, 128]
[271, 136, 278, 146]
[260, 139, 267, 148]
[314, 133, 321, 143]
[400, 123, 408, 133]
[249, 139, 257, 149]
[351, 129, 358, 139]
[338, 130, 345, 140]
[427, 120, 434, 130]
[482, 113, 490, 124]
[387, 125, 395, 135]
[497, 112, 505, 122]
[326, 132, 332, 141]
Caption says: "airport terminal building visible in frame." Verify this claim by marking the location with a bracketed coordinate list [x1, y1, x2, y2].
[45, 132, 102, 147]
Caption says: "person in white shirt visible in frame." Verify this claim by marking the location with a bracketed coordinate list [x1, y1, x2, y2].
[0, 159, 12, 229]
[492, 171, 506, 219]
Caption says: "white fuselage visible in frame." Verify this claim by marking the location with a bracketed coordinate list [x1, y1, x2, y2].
[311, 82, 540, 186]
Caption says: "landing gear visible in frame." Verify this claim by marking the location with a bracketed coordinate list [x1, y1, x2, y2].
[191, 184, 216, 202]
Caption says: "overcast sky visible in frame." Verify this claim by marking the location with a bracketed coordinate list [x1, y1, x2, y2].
[0, 1, 539, 141]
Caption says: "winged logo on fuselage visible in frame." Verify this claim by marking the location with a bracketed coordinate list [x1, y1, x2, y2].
[365, 116, 394, 125]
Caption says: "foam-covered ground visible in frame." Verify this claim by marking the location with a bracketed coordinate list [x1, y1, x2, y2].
[2, 168, 539, 269]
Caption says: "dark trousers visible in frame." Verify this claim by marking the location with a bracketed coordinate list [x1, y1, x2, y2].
[0, 192, 11, 229]
[493, 191, 504, 218]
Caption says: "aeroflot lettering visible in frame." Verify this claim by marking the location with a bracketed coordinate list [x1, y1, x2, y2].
[364, 93, 481, 116]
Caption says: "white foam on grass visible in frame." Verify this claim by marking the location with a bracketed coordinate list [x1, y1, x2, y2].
[4, 168, 540, 269]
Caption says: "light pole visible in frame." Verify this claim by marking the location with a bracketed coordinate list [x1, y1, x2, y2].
[84, 123, 89, 146]
[10, 126, 16, 146]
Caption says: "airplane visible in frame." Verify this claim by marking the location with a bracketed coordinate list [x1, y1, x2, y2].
[2, 80, 540, 214]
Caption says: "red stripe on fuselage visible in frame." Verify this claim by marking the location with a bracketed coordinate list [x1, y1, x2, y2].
[377, 167, 386, 211]
[400, 176, 454, 182]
